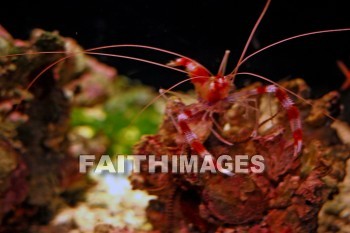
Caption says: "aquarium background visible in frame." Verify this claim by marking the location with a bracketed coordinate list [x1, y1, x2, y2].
[1, 1, 350, 232]
[1, 0, 350, 95]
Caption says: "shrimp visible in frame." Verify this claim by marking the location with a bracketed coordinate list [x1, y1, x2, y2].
[159, 0, 295, 176]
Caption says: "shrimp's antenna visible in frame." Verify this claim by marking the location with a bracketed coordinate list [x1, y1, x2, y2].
[5, 51, 192, 116]
[25, 51, 189, 91]
[231, 0, 271, 76]
[233, 28, 350, 73]
[0, 44, 210, 86]
[86, 44, 211, 75]
[236, 72, 337, 121]
[0, 43, 213, 91]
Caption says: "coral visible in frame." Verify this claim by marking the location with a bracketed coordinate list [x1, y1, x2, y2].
[0, 25, 116, 231]
[131, 79, 350, 233]
[318, 120, 350, 233]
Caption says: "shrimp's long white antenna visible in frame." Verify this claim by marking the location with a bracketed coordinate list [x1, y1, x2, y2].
[1, 44, 211, 78]
[231, 0, 271, 76]
[25, 51, 189, 91]
[237, 28, 350, 69]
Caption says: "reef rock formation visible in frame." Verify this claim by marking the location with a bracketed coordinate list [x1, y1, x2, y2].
[131, 79, 350, 233]
[0, 25, 116, 232]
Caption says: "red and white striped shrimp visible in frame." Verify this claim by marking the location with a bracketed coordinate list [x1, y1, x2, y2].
[128, 0, 350, 178]
[159, 0, 300, 174]
[164, 54, 303, 176]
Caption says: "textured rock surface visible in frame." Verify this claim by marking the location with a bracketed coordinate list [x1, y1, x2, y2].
[318, 120, 350, 233]
[131, 79, 350, 233]
[0, 26, 116, 232]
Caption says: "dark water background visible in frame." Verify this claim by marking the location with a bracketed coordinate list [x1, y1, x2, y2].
[1, 0, 350, 98]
